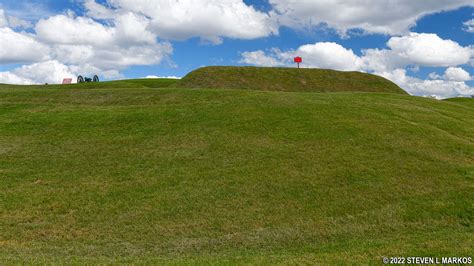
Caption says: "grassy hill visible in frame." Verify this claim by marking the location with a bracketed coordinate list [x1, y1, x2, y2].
[0, 78, 179, 90]
[0, 77, 472, 264]
[444, 96, 474, 107]
[177, 66, 407, 94]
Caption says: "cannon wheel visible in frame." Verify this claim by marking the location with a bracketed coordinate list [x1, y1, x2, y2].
[77, 75, 84, 83]
[93, 75, 99, 82]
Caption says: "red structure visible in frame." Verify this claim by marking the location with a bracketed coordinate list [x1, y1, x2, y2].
[62, 78, 72, 84]
[294, 56, 302, 68]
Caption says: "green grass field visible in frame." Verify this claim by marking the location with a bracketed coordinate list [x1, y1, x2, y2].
[0, 76, 472, 264]
[177, 66, 406, 94]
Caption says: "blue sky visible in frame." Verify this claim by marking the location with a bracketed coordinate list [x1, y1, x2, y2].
[0, 0, 473, 98]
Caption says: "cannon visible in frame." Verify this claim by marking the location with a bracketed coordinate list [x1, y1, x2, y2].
[77, 75, 99, 83]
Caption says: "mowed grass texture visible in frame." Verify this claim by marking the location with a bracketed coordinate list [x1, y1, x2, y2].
[177, 66, 406, 94]
[0, 78, 178, 90]
[0, 80, 472, 263]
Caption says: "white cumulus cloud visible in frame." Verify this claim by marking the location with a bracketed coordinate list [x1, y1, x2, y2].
[0, 8, 32, 29]
[444, 67, 471, 81]
[36, 11, 172, 70]
[0, 60, 76, 85]
[0, 8, 173, 84]
[0, 27, 50, 63]
[241, 33, 472, 73]
[240, 50, 283, 67]
[145, 75, 181, 79]
[386, 33, 471, 67]
[428, 72, 442, 80]
[376, 68, 473, 99]
[100, 0, 277, 44]
[239, 43, 363, 71]
[84, 0, 117, 20]
[35, 14, 116, 46]
[290, 42, 363, 71]
[360, 33, 473, 75]
[0, 9, 7, 27]
[114, 12, 156, 45]
[463, 18, 474, 33]
[270, 0, 473, 36]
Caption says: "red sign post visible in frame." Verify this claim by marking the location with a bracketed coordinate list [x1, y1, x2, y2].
[294, 56, 302, 68]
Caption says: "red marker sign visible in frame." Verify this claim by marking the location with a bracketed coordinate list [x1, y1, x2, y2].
[294, 56, 302, 68]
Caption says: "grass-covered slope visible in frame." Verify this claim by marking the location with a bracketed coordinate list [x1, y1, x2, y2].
[0, 78, 179, 90]
[177, 66, 406, 94]
[0, 82, 472, 264]
[444, 97, 474, 107]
